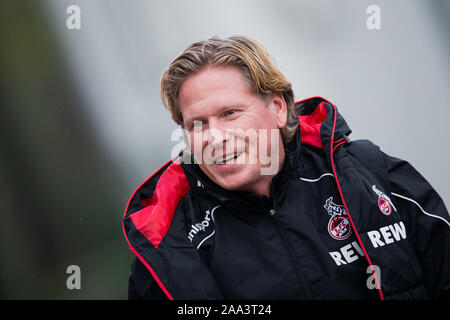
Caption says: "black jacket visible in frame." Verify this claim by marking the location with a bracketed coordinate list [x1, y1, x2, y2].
[123, 97, 450, 300]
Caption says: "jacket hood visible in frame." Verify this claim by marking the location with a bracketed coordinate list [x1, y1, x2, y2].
[296, 96, 351, 154]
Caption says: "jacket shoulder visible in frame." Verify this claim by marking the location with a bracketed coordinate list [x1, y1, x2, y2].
[128, 257, 168, 300]
[344, 139, 386, 170]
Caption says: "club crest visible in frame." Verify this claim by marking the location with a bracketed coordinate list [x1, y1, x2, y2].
[323, 197, 352, 240]
[372, 185, 397, 216]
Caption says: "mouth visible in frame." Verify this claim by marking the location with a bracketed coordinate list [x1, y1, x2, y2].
[214, 151, 244, 165]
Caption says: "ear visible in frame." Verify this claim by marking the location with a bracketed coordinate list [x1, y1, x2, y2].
[270, 93, 287, 128]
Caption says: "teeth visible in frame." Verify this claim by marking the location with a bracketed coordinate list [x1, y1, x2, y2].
[215, 152, 242, 164]
[224, 154, 236, 162]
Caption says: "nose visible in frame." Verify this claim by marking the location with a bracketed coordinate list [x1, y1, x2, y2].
[204, 119, 229, 147]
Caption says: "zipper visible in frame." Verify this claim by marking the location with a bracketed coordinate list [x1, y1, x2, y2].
[269, 208, 314, 299]
[268, 158, 313, 299]
[327, 104, 384, 300]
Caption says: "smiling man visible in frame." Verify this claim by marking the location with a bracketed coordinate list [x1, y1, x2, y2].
[123, 36, 450, 300]
[179, 64, 287, 196]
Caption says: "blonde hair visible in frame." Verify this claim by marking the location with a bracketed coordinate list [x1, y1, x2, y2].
[160, 35, 298, 144]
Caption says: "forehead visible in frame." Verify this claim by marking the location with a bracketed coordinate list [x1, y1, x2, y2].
[179, 65, 255, 118]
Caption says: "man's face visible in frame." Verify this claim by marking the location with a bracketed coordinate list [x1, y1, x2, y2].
[179, 65, 287, 195]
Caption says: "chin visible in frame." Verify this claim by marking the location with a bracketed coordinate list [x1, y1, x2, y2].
[217, 179, 245, 191]
[214, 171, 256, 192]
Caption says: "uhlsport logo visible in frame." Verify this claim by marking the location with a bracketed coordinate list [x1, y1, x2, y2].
[323, 197, 352, 240]
[188, 205, 220, 249]
[371, 185, 397, 216]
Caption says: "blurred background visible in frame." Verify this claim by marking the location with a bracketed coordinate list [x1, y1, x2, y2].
[0, 0, 449, 299]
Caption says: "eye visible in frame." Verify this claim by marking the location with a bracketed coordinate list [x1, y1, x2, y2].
[224, 109, 237, 117]
[189, 120, 204, 131]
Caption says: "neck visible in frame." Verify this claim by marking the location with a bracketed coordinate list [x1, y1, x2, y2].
[245, 145, 286, 198]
